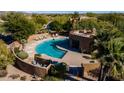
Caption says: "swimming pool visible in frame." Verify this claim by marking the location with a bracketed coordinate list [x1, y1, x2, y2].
[35, 38, 68, 59]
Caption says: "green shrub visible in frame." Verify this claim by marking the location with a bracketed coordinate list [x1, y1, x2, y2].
[17, 51, 28, 59]
[49, 62, 68, 77]
[14, 47, 20, 54]
[20, 76, 26, 81]
[3, 12, 36, 41]
[9, 74, 20, 79]
[0, 70, 8, 77]
[0, 40, 14, 70]
[48, 21, 63, 31]
[44, 75, 63, 81]
[20, 39, 27, 44]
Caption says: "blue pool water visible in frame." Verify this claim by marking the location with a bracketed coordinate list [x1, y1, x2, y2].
[35, 38, 68, 59]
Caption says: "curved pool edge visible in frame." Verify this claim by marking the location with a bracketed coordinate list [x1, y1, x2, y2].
[35, 37, 68, 59]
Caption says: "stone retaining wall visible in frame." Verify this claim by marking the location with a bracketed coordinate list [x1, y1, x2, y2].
[83, 63, 100, 72]
[12, 48, 51, 78]
[81, 63, 100, 80]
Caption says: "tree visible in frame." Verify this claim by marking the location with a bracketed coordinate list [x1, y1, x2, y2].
[70, 12, 80, 30]
[63, 20, 72, 31]
[54, 15, 69, 25]
[48, 21, 63, 31]
[106, 37, 124, 80]
[77, 19, 98, 30]
[97, 13, 124, 32]
[2, 12, 36, 41]
[32, 14, 48, 31]
[71, 11, 80, 19]
[86, 12, 96, 17]
[0, 40, 14, 70]
[32, 14, 48, 25]
[92, 23, 124, 80]
[49, 62, 68, 78]
[0, 24, 6, 34]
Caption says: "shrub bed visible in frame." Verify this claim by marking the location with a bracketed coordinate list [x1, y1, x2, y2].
[17, 51, 29, 59]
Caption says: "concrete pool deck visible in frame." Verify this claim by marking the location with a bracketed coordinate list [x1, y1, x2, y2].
[24, 36, 98, 67]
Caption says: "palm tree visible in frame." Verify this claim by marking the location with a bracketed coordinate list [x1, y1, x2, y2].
[106, 37, 124, 80]
[69, 12, 80, 30]
[93, 26, 124, 80]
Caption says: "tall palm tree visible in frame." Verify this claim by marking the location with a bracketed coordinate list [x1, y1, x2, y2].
[70, 12, 80, 30]
[93, 29, 111, 80]
[93, 26, 124, 80]
[107, 37, 124, 80]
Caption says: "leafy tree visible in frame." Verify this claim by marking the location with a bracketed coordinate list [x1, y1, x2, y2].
[54, 15, 69, 25]
[2, 12, 36, 41]
[0, 24, 6, 34]
[32, 14, 48, 25]
[77, 19, 98, 30]
[32, 14, 48, 31]
[71, 11, 80, 19]
[86, 12, 97, 17]
[49, 62, 68, 77]
[0, 40, 14, 70]
[49, 15, 70, 32]
[48, 21, 63, 31]
[97, 13, 124, 32]
[70, 12, 80, 30]
[63, 20, 72, 31]
[69, 12, 98, 30]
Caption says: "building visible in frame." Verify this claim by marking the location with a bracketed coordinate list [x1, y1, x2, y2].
[69, 28, 96, 53]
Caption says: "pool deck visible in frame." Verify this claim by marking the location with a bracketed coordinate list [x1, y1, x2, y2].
[24, 35, 98, 67]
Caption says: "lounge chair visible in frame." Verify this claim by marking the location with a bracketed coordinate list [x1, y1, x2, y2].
[55, 33, 58, 37]
[37, 36, 41, 40]
[43, 36, 47, 39]
[34, 38, 39, 41]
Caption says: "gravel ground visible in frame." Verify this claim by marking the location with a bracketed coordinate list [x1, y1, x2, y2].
[0, 65, 33, 81]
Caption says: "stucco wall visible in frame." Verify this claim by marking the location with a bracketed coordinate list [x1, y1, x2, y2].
[69, 32, 94, 53]
[12, 48, 51, 78]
